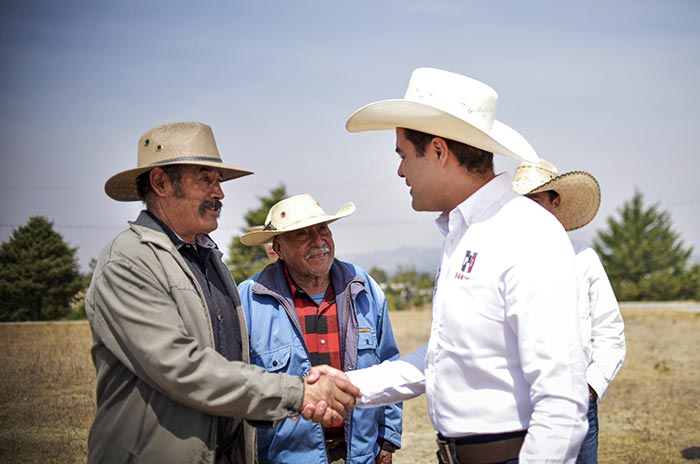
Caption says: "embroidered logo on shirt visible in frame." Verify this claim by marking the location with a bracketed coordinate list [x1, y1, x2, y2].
[461, 250, 478, 273]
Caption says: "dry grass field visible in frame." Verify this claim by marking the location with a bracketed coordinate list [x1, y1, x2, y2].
[1, 306, 699, 463]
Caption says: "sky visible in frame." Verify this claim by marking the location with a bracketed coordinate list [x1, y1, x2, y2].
[1, 0, 699, 273]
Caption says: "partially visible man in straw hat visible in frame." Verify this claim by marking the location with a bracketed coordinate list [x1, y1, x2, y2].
[513, 159, 627, 464]
[85, 122, 359, 464]
[238, 193, 403, 464]
[245, 225, 279, 263]
[308, 68, 589, 463]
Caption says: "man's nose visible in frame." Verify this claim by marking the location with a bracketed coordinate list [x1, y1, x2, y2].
[397, 160, 405, 178]
[308, 229, 324, 245]
[212, 181, 224, 199]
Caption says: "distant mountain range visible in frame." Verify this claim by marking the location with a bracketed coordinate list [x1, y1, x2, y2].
[339, 246, 441, 276]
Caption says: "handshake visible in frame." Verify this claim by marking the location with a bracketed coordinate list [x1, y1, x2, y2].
[299, 365, 359, 425]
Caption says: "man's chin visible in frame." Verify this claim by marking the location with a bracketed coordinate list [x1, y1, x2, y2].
[307, 256, 333, 270]
[200, 218, 219, 234]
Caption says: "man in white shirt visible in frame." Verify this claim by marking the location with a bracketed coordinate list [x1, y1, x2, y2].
[307, 68, 589, 463]
[512, 159, 627, 464]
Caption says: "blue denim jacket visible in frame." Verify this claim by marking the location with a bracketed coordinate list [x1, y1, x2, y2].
[238, 259, 402, 463]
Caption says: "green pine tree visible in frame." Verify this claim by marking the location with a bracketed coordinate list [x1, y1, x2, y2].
[0, 216, 85, 321]
[593, 191, 699, 301]
[227, 185, 287, 284]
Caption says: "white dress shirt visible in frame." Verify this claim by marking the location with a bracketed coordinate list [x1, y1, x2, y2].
[572, 241, 626, 398]
[348, 173, 589, 463]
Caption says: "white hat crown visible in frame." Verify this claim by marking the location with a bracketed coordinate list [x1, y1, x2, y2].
[346, 67, 540, 163]
[403, 68, 498, 134]
[240, 194, 356, 246]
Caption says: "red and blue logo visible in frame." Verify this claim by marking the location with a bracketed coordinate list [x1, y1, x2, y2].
[461, 250, 478, 273]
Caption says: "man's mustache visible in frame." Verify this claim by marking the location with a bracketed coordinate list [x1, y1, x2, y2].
[305, 245, 330, 259]
[199, 199, 223, 216]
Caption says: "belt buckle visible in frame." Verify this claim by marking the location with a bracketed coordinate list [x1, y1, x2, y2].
[325, 436, 345, 450]
[436, 438, 456, 464]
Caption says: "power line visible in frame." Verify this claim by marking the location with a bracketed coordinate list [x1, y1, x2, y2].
[1, 218, 433, 231]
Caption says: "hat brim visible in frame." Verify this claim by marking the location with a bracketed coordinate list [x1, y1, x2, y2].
[346, 99, 540, 163]
[529, 172, 601, 231]
[104, 161, 253, 201]
[240, 202, 356, 246]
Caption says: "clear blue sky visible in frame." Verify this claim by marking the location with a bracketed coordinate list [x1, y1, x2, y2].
[1, 0, 699, 271]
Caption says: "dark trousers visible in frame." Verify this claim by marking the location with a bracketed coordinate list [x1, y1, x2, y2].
[577, 398, 599, 464]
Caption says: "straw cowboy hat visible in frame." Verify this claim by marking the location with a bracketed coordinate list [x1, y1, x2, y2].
[512, 159, 601, 231]
[346, 67, 540, 163]
[240, 194, 356, 246]
[105, 121, 253, 201]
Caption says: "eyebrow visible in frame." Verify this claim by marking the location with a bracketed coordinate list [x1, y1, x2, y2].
[196, 167, 224, 178]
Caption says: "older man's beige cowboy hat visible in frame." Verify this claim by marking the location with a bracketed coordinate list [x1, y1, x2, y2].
[346, 67, 540, 163]
[512, 159, 601, 231]
[105, 121, 253, 201]
[240, 194, 356, 246]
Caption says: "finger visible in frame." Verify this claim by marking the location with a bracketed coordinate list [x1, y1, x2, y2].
[322, 364, 350, 380]
[332, 389, 357, 416]
[333, 377, 361, 398]
[306, 365, 347, 384]
[321, 406, 334, 426]
[300, 403, 316, 420]
[311, 400, 329, 423]
[322, 406, 344, 426]
[305, 366, 321, 384]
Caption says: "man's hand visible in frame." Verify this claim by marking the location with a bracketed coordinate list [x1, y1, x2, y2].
[300, 366, 360, 425]
[375, 449, 393, 463]
[306, 364, 350, 383]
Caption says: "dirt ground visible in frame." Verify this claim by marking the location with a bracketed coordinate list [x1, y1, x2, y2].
[0, 305, 698, 463]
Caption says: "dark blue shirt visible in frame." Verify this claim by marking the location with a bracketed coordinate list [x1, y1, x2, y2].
[143, 211, 242, 460]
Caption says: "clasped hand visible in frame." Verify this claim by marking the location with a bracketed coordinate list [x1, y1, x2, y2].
[299, 365, 359, 425]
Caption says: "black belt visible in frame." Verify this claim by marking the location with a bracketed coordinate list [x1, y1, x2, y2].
[324, 427, 346, 451]
[325, 435, 346, 451]
[436, 431, 526, 464]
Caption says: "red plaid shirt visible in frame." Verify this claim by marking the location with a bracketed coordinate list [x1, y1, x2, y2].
[284, 267, 344, 430]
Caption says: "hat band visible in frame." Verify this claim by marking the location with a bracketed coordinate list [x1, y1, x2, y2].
[149, 155, 223, 166]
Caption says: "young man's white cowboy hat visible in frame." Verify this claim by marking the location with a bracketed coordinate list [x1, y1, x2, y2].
[240, 194, 356, 246]
[105, 121, 253, 201]
[512, 159, 601, 231]
[345, 67, 540, 163]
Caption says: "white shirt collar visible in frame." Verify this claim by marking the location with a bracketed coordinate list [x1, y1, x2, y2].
[435, 172, 514, 236]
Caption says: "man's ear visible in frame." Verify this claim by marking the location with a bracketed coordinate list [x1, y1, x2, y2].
[552, 195, 562, 213]
[271, 238, 282, 258]
[149, 168, 170, 197]
[432, 137, 450, 165]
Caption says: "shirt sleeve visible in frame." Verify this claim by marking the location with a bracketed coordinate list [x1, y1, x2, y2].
[347, 344, 427, 407]
[373, 283, 404, 448]
[88, 252, 304, 420]
[582, 249, 626, 398]
[505, 232, 589, 462]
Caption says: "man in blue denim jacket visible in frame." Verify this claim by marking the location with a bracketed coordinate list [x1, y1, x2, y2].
[238, 194, 402, 464]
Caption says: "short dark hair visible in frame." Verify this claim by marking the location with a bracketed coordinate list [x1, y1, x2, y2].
[136, 165, 184, 201]
[402, 128, 494, 174]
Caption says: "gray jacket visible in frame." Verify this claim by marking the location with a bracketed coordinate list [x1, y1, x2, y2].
[85, 211, 304, 464]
